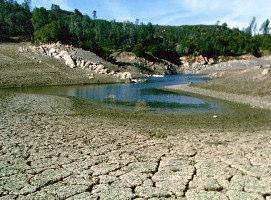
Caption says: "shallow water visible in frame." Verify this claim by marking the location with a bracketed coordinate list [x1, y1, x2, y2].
[15, 74, 220, 113]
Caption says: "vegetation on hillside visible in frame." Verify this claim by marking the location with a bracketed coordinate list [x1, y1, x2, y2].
[0, 0, 33, 41]
[1, 0, 271, 61]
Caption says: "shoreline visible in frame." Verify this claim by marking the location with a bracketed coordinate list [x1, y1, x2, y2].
[166, 84, 271, 110]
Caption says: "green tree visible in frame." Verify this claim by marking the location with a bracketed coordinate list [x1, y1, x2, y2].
[22, 0, 31, 11]
[132, 43, 145, 57]
[32, 7, 49, 30]
[245, 17, 257, 35]
[34, 21, 62, 43]
[260, 19, 270, 35]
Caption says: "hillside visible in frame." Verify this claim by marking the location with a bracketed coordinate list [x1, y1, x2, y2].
[1, 0, 267, 64]
[0, 43, 123, 88]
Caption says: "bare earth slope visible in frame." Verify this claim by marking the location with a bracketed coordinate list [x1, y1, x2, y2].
[170, 56, 271, 110]
[0, 43, 121, 88]
[167, 84, 271, 110]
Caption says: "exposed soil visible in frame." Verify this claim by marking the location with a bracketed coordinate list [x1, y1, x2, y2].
[167, 84, 271, 111]
[0, 43, 122, 88]
[1, 43, 271, 200]
[0, 92, 270, 200]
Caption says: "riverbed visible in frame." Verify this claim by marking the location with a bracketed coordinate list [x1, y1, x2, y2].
[0, 79, 271, 199]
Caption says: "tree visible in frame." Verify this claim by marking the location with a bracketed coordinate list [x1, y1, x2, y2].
[92, 10, 97, 20]
[222, 22, 228, 28]
[245, 17, 257, 35]
[34, 21, 62, 43]
[260, 19, 270, 35]
[0, 0, 33, 39]
[32, 7, 49, 30]
[69, 10, 84, 41]
[0, 0, 261, 57]
[51, 4, 60, 11]
[22, 0, 31, 11]
[132, 43, 145, 57]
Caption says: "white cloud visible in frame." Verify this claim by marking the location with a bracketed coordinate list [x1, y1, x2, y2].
[171, 0, 271, 28]
[19, 0, 271, 28]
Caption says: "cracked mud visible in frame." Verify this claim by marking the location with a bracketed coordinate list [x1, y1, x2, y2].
[0, 93, 271, 200]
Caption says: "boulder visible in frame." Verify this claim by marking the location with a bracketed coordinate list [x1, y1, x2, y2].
[95, 64, 104, 73]
[53, 53, 62, 59]
[208, 58, 215, 65]
[80, 60, 85, 68]
[262, 69, 270, 75]
[120, 72, 132, 79]
[84, 61, 92, 69]
[62, 53, 75, 68]
[58, 50, 68, 57]
[38, 47, 46, 55]
[55, 41, 61, 47]
[18, 47, 24, 53]
[49, 48, 56, 56]
[100, 69, 109, 74]
[87, 73, 94, 79]
[91, 64, 98, 70]
[109, 71, 115, 75]
[76, 59, 81, 67]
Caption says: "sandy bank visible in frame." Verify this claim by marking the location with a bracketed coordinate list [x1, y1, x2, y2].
[167, 84, 271, 110]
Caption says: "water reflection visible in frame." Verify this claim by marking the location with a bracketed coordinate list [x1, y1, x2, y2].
[15, 74, 218, 112]
[55, 74, 218, 112]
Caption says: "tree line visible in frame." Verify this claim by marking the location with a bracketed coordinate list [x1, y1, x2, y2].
[1, 0, 271, 62]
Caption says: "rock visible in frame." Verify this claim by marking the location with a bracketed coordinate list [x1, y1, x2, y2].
[80, 60, 85, 69]
[87, 73, 94, 79]
[262, 69, 270, 75]
[208, 58, 215, 65]
[76, 59, 81, 67]
[53, 53, 62, 60]
[120, 72, 132, 80]
[84, 61, 92, 69]
[58, 50, 68, 57]
[95, 64, 104, 73]
[38, 47, 46, 55]
[88, 64, 93, 70]
[55, 41, 61, 47]
[109, 71, 115, 75]
[62, 53, 75, 68]
[18, 47, 24, 53]
[99, 69, 109, 74]
[48, 48, 56, 56]
[33, 43, 135, 80]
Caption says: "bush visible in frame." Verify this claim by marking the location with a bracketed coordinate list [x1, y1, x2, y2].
[132, 43, 145, 57]
[34, 21, 62, 43]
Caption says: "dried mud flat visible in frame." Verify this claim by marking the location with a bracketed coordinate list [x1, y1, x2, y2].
[0, 93, 271, 200]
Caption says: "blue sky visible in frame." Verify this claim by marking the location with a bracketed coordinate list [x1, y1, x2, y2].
[18, 0, 271, 29]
